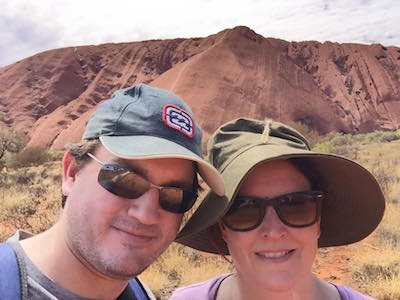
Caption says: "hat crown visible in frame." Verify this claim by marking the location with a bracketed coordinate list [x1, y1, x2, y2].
[207, 118, 311, 173]
[83, 84, 202, 156]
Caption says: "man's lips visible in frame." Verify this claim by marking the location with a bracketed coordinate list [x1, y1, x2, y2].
[112, 226, 158, 241]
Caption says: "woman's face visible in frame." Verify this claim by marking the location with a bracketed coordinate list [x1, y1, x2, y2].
[219, 160, 320, 291]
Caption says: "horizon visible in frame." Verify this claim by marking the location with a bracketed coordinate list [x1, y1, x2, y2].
[1, 0, 399, 68]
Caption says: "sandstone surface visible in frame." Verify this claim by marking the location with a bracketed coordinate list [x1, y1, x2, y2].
[0, 26, 399, 149]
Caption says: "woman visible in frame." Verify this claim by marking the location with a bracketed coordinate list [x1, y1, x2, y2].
[171, 118, 384, 300]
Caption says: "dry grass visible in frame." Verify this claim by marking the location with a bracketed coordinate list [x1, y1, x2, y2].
[139, 243, 231, 298]
[0, 162, 61, 240]
[348, 183, 400, 299]
[1, 136, 400, 299]
[335, 139, 400, 299]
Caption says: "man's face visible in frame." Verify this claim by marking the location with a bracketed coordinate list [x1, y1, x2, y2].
[62, 146, 194, 279]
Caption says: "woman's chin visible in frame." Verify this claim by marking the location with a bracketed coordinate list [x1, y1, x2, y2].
[258, 275, 297, 292]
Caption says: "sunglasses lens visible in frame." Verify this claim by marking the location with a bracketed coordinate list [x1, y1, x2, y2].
[223, 192, 321, 231]
[159, 189, 197, 213]
[97, 165, 197, 214]
[98, 166, 150, 199]
[277, 193, 319, 227]
[223, 198, 263, 231]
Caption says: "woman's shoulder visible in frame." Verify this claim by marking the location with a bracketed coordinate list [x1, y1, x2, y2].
[336, 285, 376, 300]
[170, 274, 232, 300]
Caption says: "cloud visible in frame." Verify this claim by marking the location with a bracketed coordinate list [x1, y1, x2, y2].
[0, 1, 63, 66]
[0, 0, 399, 67]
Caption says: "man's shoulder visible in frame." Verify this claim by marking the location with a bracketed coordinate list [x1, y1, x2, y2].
[336, 285, 376, 300]
[128, 278, 156, 300]
[170, 274, 232, 300]
[0, 241, 19, 268]
[0, 242, 22, 299]
[6, 229, 33, 243]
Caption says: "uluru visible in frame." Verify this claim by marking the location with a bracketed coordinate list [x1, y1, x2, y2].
[0, 26, 399, 149]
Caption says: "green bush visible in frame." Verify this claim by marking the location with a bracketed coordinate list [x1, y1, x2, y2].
[7, 147, 52, 168]
[363, 131, 400, 144]
[47, 150, 65, 161]
[0, 125, 28, 165]
[313, 132, 360, 160]
[288, 122, 323, 148]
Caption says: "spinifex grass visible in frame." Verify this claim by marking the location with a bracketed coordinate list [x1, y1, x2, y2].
[0, 133, 399, 299]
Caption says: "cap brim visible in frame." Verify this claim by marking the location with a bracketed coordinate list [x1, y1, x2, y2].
[176, 144, 385, 254]
[99, 135, 225, 196]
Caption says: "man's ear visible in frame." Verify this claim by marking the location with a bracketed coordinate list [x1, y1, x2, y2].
[61, 151, 79, 198]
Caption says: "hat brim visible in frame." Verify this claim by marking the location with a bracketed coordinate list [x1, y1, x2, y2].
[176, 144, 385, 254]
[99, 135, 225, 196]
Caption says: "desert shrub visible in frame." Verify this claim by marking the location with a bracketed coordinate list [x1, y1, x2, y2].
[289, 121, 323, 148]
[47, 150, 65, 161]
[362, 130, 400, 144]
[313, 132, 360, 160]
[352, 244, 400, 300]
[378, 229, 400, 247]
[139, 243, 231, 299]
[370, 160, 399, 197]
[314, 130, 400, 159]
[7, 147, 52, 168]
[0, 163, 61, 241]
[0, 125, 28, 167]
[0, 189, 40, 231]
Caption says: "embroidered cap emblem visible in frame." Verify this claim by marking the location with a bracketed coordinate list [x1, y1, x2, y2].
[163, 104, 195, 138]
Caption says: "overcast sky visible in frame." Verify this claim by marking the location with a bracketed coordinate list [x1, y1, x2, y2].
[1, 0, 399, 67]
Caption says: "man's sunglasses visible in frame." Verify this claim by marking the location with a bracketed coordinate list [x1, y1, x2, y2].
[222, 191, 323, 231]
[87, 153, 198, 214]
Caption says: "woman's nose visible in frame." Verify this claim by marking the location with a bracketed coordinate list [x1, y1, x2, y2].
[259, 206, 288, 239]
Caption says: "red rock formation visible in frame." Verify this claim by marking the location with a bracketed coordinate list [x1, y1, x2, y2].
[0, 26, 399, 149]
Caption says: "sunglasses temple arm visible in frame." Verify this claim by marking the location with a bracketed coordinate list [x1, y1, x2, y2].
[87, 153, 105, 166]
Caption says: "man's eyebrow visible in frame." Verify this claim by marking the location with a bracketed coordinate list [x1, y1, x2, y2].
[113, 158, 148, 178]
[112, 158, 194, 189]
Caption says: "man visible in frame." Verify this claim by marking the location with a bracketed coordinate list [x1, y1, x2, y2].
[0, 84, 224, 299]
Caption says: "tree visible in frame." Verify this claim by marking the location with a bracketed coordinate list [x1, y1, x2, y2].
[0, 124, 28, 161]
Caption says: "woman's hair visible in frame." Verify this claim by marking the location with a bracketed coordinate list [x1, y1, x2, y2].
[288, 157, 321, 190]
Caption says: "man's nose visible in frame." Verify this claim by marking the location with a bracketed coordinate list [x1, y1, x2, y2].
[127, 187, 161, 225]
[259, 206, 288, 239]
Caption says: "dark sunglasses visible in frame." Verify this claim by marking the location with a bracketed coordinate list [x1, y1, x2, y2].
[87, 153, 198, 214]
[222, 191, 323, 231]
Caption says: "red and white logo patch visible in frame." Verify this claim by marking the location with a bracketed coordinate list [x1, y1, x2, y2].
[163, 104, 195, 138]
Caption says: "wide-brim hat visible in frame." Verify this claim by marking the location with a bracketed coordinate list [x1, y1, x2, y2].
[83, 84, 225, 196]
[176, 118, 385, 254]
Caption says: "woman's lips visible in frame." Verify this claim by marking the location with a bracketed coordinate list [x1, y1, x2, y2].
[255, 249, 296, 262]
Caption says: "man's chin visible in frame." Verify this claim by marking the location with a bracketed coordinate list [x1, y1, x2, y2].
[94, 258, 150, 280]
[96, 250, 160, 279]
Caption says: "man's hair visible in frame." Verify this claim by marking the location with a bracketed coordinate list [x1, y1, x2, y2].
[62, 139, 100, 207]
[65, 139, 101, 168]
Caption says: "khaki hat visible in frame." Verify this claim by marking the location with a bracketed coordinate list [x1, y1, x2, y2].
[176, 118, 385, 254]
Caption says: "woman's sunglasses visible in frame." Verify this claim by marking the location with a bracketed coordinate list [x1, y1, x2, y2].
[222, 191, 323, 231]
[87, 153, 198, 214]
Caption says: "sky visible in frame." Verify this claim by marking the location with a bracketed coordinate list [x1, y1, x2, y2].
[1, 0, 399, 67]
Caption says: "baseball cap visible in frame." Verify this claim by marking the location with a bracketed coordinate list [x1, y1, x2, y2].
[83, 83, 225, 196]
